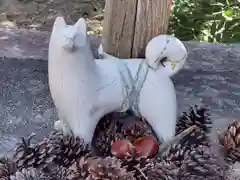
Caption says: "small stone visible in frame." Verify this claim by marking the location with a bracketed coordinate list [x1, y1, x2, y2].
[133, 136, 159, 157]
[111, 140, 133, 158]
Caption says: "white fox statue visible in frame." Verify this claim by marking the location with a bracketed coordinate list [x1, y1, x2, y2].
[48, 17, 188, 144]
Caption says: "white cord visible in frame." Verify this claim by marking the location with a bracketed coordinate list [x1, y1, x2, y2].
[98, 46, 150, 116]
[115, 58, 149, 116]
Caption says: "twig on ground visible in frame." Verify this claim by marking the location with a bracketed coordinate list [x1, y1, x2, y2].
[134, 165, 148, 180]
[157, 125, 198, 158]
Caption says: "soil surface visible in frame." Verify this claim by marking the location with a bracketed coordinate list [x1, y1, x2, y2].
[0, 0, 104, 33]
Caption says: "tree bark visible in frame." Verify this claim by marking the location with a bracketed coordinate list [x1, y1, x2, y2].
[102, 0, 172, 58]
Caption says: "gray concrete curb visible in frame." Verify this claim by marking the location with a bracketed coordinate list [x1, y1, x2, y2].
[0, 26, 239, 60]
[0, 27, 101, 60]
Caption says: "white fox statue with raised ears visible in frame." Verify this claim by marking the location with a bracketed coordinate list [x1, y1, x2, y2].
[48, 16, 188, 144]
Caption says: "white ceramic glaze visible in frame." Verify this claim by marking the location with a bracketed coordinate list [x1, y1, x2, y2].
[48, 17, 188, 144]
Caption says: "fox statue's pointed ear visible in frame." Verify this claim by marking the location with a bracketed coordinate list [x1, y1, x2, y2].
[53, 16, 66, 29]
[74, 18, 87, 37]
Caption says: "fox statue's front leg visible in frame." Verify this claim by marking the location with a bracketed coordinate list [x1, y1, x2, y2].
[53, 115, 99, 144]
[53, 116, 72, 135]
[54, 119, 63, 131]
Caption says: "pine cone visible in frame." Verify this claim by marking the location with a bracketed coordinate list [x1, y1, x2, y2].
[176, 105, 212, 146]
[92, 113, 120, 156]
[46, 130, 91, 167]
[0, 156, 16, 179]
[67, 156, 135, 180]
[179, 145, 226, 180]
[13, 134, 55, 170]
[10, 167, 46, 180]
[116, 119, 154, 143]
[161, 142, 191, 167]
[115, 152, 156, 180]
[10, 163, 68, 180]
[145, 161, 179, 180]
[161, 127, 210, 168]
[117, 152, 179, 180]
[66, 156, 89, 180]
[0, 160, 9, 180]
[119, 153, 153, 172]
[218, 120, 240, 162]
[176, 127, 211, 151]
[14, 131, 91, 170]
[42, 165, 68, 180]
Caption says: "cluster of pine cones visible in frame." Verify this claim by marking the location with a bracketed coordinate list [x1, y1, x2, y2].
[0, 105, 236, 180]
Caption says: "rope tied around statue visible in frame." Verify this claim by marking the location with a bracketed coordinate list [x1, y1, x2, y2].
[116, 56, 175, 116]
[116, 58, 149, 117]
[98, 45, 158, 117]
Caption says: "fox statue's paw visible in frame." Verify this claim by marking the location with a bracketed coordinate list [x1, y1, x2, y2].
[54, 119, 73, 136]
[54, 120, 62, 131]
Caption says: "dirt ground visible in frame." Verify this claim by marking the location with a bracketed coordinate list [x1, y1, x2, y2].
[0, 0, 104, 34]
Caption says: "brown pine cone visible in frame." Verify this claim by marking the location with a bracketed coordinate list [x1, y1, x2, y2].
[117, 152, 179, 180]
[42, 165, 68, 180]
[14, 131, 91, 170]
[145, 161, 179, 180]
[179, 145, 226, 180]
[13, 134, 55, 170]
[218, 120, 240, 162]
[0, 165, 8, 179]
[115, 119, 155, 143]
[46, 130, 91, 167]
[13, 135, 34, 169]
[119, 153, 153, 172]
[161, 142, 191, 167]
[92, 113, 120, 156]
[176, 105, 212, 146]
[161, 126, 210, 168]
[67, 156, 135, 180]
[66, 156, 89, 180]
[180, 127, 210, 148]
[0, 156, 16, 179]
[10, 165, 68, 180]
[9, 167, 46, 180]
[115, 152, 157, 180]
[0, 159, 9, 180]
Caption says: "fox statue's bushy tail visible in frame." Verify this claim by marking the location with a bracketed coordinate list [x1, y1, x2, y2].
[98, 34, 187, 77]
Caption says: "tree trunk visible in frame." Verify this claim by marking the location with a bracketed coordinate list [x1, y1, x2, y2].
[102, 0, 172, 58]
